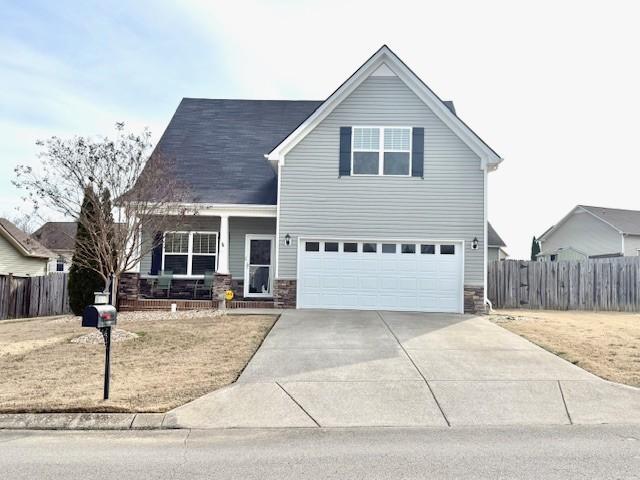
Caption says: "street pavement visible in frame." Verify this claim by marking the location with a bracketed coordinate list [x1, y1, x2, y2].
[1, 426, 639, 479]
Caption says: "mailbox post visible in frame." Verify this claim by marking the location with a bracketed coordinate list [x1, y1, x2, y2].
[82, 300, 117, 400]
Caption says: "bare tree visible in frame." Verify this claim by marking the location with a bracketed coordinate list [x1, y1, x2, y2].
[0, 208, 41, 235]
[13, 122, 195, 296]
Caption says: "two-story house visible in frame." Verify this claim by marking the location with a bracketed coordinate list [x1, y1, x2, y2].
[120, 46, 503, 314]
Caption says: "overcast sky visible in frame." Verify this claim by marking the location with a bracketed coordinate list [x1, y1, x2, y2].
[1, 0, 639, 258]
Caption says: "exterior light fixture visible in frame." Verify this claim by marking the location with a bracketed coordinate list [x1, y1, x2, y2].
[285, 234, 291, 246]
[472, 237, 479, 250]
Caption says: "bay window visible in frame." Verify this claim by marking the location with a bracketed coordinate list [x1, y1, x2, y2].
[162, 231, 217, 276]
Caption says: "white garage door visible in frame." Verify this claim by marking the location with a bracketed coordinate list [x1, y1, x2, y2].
[298, 239, 464, 313]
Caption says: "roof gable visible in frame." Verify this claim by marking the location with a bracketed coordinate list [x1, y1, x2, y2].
[267, 45, 503, 170]
[538, 204, 640, 242]
[0, 218, 54, 259]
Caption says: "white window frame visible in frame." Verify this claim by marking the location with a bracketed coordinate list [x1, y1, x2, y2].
[56, 256, 65, 272]
[162, 231, 218, 277]
[351, 126, 412, 176]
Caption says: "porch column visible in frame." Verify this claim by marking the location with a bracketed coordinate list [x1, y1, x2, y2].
[217, 214, 230, 275]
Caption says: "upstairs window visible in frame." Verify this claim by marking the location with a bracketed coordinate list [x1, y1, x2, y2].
[352, 127, 411, 176]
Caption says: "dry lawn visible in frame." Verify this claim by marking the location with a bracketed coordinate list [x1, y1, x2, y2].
[491, 309, 640, 387]
[0, 311, 277, 413]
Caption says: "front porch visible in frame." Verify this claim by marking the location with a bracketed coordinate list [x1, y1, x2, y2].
[118, 209, 282, 310]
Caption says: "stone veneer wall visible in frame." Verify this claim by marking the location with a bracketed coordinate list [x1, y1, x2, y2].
[212, 274, 232, 300]
[274, 279, 297, 308]
[464, 286, 486, 314]
[117, 272, 140, 304]
[230, 279, 245, 300]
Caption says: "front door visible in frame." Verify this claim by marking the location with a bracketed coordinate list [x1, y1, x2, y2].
[244, 235, 275, 298]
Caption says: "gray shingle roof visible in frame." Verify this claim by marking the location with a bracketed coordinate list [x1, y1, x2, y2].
[579, 205, 640, 235]
[32, 222, 77, 251]
[0, 218, 54, 258]
[151, 98, 323, 205]
[488, 222, 506, 247]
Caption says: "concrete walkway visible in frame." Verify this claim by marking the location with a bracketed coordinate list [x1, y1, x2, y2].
[165, 310, 640, 428]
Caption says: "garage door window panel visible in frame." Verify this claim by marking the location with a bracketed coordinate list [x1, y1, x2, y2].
[343, 242, 358, 253]
[305, 241, 320, 252]
[421, 244, 435, 254]
[381, 243, 396, 254]
[440, 244, 456, 255]
[363, 242, 377, 253]
[401, 244, 416, 254]
[324, 242, 339, 252]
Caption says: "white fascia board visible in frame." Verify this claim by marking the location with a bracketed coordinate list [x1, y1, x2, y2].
[267, 46, 503, 170]
[157, 203, 277, 218]
[0, 225, 50, 259]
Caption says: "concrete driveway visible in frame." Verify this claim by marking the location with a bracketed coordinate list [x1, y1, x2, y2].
[166, 310, 640, 428]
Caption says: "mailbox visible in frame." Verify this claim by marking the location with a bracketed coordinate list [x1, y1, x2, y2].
[82, 304, 117, 328]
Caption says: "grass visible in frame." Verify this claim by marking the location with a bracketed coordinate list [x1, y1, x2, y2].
[0, 312, 277, 413]
[491, 309, 640, 387]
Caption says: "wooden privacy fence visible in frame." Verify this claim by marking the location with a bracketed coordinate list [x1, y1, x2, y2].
[0, 273, 70, 320]
[488, 258, 640, 311]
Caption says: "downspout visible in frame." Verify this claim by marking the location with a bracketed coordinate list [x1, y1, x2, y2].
[483, 166, 489, 312]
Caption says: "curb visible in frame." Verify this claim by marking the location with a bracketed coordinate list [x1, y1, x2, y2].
[0, 413, 176, 430]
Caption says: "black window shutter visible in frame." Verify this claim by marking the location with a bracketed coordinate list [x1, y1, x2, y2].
[339, 127, 352, 176]
[150, 232, 163, 275]
[412, 127, 424, 178]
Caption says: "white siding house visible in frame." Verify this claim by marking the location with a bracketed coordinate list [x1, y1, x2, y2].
[0, 218, 53, 277]
[538, 205, 640, 261]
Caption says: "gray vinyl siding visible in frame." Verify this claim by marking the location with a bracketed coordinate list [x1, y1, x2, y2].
[229, 217, 276, 278]
[540, 210, 621, 258]
[139, 216, 221, 276]
[624, 234, 640, 257]
[278, 76, 486, 285]
[0, 234, 49, 276]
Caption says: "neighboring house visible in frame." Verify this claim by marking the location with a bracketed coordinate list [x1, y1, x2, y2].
[32, 222, 77, 273]
[125, 45, 503, 313]
[488, 223, 508, 261]
[537, 205, 640, 261]
[0, 218, 54, 276]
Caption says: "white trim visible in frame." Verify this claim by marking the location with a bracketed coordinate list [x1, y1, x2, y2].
[0, 224, 51, 259]
[267, 46, 502, 170]
[483, 169, 488, 305]
[161, 231, 218, 277]
[295, 236, 465, 313]
[217, 215, 230, 274]
[154, 203, 277, 218]
[244, 234, 275, 298]
[350, 126, 412, 176]
[275, 162, 282, 278]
